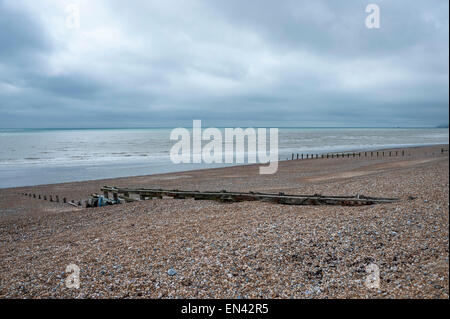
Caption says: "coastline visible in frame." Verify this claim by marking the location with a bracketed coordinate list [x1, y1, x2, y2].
[1, 125, 448, 189]
[0, 143, 448, 190]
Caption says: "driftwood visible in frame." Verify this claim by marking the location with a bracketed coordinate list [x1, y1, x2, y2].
[100, 186, 398, 207]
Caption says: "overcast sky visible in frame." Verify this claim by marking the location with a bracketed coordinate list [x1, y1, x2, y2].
[0, 0, 448, 128]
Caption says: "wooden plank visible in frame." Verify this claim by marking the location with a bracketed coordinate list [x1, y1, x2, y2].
[100, 186, 398, 207]
[67, 201, 78, 207]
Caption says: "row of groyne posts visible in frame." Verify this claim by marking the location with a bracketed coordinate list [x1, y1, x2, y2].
[18, 192, 82, 207]
[18, 191, 120, 208]
[283, 148, 448, 161]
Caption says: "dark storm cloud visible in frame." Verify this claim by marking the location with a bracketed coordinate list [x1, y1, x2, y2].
[0, 0, 52, 60]
[30, 73, 106, 98]
[0, 0, 448, 128]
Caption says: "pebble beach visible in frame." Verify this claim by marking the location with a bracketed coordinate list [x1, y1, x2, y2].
[0, 145, 448, 298]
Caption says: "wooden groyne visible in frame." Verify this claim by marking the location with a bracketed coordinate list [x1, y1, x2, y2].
[99, 186, 399, 207]
[283, 147, 449, 161]
[19, 192, 82, 208]
[18, 187, 400, 208]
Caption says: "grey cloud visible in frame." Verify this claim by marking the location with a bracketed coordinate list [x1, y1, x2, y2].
[0, 0, 448, 128]
[208, 0, 448, 56]
[30, 73, 107, 98]
[0, 0, 52, 62]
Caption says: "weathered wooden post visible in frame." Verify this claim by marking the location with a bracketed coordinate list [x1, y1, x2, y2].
[49, 195, 53, 202]
[43, 195, 47, 200]
[63, 197, 67, 203]
[301, 154, 303, 159]
[56, 195, 59, 203]
[296, 154, 299, 160]
[389, 151, 391, 157]
[291, 153, 294, 160]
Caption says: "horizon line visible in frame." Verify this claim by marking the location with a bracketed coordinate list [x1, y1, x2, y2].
[1, 126, 448, 130]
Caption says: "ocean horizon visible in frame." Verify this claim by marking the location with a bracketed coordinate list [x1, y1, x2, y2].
[0, 127, 448, 188]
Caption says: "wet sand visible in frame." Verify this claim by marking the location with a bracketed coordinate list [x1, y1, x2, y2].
[0, 144, 448, 298]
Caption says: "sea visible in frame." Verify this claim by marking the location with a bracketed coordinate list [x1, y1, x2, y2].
[0, 127, 448, 188]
